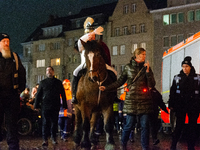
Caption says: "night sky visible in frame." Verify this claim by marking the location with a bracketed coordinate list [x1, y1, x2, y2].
[0, 0, 118, 55]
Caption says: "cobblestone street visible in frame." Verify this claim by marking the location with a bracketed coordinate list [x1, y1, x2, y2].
[0, 130, 200, 150]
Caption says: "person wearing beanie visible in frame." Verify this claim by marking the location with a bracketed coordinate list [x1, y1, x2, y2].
[0, 33, 26, 150]
[169, 56, 200, 150]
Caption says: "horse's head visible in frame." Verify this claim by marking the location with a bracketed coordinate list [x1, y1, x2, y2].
[81, 39, 107, 83]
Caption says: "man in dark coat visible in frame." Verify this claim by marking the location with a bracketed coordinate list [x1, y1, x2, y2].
[169, 56, 200, 150]
[0, 33, 26, 150]
[34, 66, 67, 147]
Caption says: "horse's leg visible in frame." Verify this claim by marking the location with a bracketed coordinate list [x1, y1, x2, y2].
[80, 105, 91, 149]
[102, 105, 115, 150]
[73, 105, 82, 149]
[89, 112, 99, 149]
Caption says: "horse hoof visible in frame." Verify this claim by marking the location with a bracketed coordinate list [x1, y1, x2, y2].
[105, 143, 116, 150]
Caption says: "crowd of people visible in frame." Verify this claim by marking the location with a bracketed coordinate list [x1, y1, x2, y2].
[0, 17, 200, 150]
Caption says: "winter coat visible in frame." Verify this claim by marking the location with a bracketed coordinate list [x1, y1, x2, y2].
[34, 77, 67, 111]
[169, 67, 200, 113]
[105, 59, 155, 115]
[0, 52, 26, 95]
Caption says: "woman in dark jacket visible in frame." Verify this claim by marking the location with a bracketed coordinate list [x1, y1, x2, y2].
[99, 48, 155, 150]
[169, 56, 200, 150]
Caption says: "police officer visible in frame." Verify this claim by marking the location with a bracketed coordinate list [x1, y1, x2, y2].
[0, 33, 26, 150]
[169, 56, 200, 150]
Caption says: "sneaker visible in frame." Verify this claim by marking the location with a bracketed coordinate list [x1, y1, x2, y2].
[153, 139, 160, 145]
[42, 141, 48, 147]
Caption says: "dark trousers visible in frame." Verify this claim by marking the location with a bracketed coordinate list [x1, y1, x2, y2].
[171, 111, 199, 150]
[0, 93, 20, 150]
[149, 112, 159, 140]
[58, 117, 72, 138]
[42, 109, 59, 141]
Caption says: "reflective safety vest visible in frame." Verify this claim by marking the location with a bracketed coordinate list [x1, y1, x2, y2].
[113, 102, 119, 112]
[12, 52, 19, 90]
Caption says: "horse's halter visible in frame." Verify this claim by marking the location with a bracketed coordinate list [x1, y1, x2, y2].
[87, 51, 107, 84]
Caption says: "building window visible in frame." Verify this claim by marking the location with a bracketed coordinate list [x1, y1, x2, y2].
[170, 13, 177, 24]
[171, 35, 177, 46]
[51, 58, 60, 66]
[36, 59, 45, 68]
[24, 47, 31, 57]
[132, 4, 136, 13]
[123, 27, 128, 35]
[36, 75, 45, 83]
[177, 34, 184, 43]
[120, 45, 125, 55]
[123, 5, 129, 14]
[68, 73, 71, 80]
[188, 10, 195, 22]
[132, 25, 136, 34]
[115, 28, 120, 36]
[76, 20, 81, 28]
[53, 42, 60, 50]
[163, 14, 169, 25]
[121, 65, 125, 73]
[132, 44, 137, 53]
[140, 43, 146, 50]
[69, 55, 72, 62]
[73, 55, 77, 63]
[39, 44, 45, 51]
[68, 38, 73, 46]
[178, 12, 184, 23]
[195, 9, 200, 21]
[112, 46, 118, 55]
[140, 24, 145, 33]
[163, 37, 169, 47]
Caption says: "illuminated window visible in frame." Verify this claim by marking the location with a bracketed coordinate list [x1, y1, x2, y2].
[51, 58, 60, 66]
[36, 59, 45, 68]
[163, 14, 169, 25]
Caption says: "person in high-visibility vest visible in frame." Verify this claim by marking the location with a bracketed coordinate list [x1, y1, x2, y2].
[58, 79, 73, 142]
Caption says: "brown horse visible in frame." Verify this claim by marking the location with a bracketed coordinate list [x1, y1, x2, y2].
[73, 40, 116, 150]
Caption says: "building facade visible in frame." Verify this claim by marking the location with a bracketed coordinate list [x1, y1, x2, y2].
[22, 0, 200, 94]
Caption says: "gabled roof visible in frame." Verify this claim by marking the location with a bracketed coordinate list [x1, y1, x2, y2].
[79, 2, 117, 17]
[23, 2, 117, 43]
[144, 0, 167, 10]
